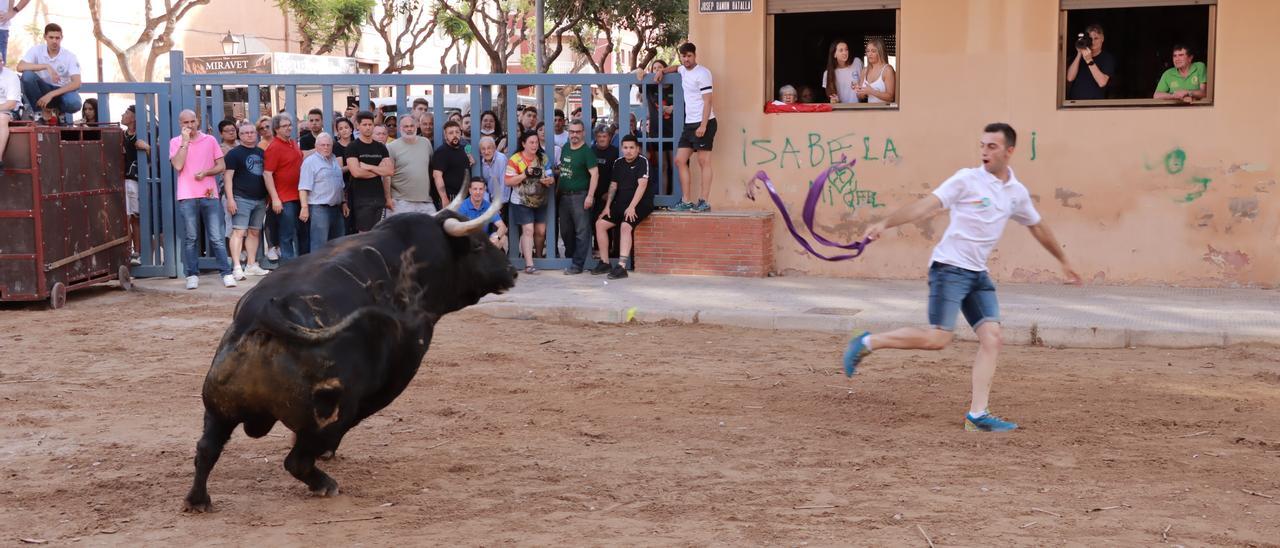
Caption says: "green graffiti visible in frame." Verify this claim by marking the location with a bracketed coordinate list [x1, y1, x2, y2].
[1164, 148, 1186, 175]
[750, 139, 776, 166]
[816, 166, 885, 210]
[883, 138, 898, 161]
[740, 128, 747, 166]
[1180, 176, 1211, 203]
[862, 136, 880, 161]
[780, 137, 802, 169]
[1030, 131, 1037, 161]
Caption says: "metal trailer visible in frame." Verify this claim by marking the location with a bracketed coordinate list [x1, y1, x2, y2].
[0, 122, 133, 309]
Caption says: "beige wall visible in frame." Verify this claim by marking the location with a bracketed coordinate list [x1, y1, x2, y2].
[689, 0, 1278, 287]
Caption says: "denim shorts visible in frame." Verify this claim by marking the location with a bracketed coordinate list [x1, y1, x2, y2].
[927, 261, 1000, 331]
[509, 202, 548, 226]
[231, 196, 267, 230]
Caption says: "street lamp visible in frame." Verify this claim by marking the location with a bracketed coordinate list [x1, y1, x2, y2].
[221, 31, 237, 55]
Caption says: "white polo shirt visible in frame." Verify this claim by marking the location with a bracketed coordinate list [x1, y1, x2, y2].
[929, 166, 1041, 272]
[21, 44, 81, 87]
[0, 68, 20, 109]
[678, 64, 714, 124]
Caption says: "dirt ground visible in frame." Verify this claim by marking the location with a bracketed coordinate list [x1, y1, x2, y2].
[1, 288, 1278, 547]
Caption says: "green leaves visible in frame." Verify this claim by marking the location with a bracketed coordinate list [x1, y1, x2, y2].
[277, 0, 377, 55]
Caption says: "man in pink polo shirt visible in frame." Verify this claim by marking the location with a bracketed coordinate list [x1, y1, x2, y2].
[169, 109, 234, 290]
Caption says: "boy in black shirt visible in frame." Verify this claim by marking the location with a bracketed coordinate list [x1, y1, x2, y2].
[343, 111, 394, 232]
[591, 134, 652, 279]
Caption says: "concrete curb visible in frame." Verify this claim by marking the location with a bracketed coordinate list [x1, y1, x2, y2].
[472, 302, 1277, 349]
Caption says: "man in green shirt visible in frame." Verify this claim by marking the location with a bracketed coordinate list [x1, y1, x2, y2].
[557, 119, 599, 274]
[1154, 45, 1207, 104]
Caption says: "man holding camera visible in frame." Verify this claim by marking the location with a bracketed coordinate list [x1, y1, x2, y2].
[1066, 23, 1114, 100]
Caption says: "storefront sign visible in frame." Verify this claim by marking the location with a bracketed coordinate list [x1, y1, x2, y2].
[699, 0, 751, 13]
[185, 54, 272, 75]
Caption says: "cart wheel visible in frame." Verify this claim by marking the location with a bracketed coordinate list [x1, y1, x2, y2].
[119, 265, 134, 291]
[49, 282, 67, 310]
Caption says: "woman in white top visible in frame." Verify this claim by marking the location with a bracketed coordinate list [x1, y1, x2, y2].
[855, 37, 897, 104]
[822, 40, 863, 104]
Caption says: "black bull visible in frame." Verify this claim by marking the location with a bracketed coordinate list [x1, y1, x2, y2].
[183, 202, 515, 512]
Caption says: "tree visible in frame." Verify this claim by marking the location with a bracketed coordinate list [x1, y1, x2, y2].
[570, 0, 686, 111]
[277, 0, 376, 56]
[370, 0, 439, 73]
[88, 0, 211, 82]
[436, 8, 475, 75]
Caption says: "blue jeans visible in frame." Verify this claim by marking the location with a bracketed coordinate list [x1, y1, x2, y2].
[20, 71, 82, 116]
[308, 204, 346, 252]
[558, 191, 592, 268]
[178, 198, 232, 277]
[277, 200, 310, 262]
[0, 30, 8, 65]
[927, 261, 1001, 331]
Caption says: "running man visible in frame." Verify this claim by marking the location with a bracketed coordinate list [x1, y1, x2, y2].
[844, 123, 1080, 432]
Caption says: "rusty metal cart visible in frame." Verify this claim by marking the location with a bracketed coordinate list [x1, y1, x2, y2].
[0, 123, 133, 309]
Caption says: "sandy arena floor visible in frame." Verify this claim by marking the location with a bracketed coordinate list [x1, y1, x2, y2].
[1, 288, 1278, 546]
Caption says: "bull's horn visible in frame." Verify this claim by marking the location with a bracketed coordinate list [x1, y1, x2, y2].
[442, 197, 504, 237]
[444, 190, 466, 212]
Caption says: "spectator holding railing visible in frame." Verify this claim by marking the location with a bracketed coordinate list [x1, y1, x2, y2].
[1153, 44, 1206, 104]
[823, 40, 863, 104]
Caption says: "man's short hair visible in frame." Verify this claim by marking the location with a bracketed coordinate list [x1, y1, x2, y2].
[399, 114, 418, 124]
[412, 98, 429, 108]
[1172, 43, 1192, 56]
[554, 109, 565, 119]
[355, 110, 375, 124]
[237, 121, 256, 133]
[983, 122, 1017, 148]
[479, 135, 496, 147]
[308, 108, 323, 117]
[677, 42, 696, 56]
[469, 177, 486, 187]
[271, 113, 292, 132]
[621, 134, 640, 146]
[217, 119, 236, 134]
[1085, 23, 1104, 36]
[567, 119, 585, 131]
[594, 124, 612, 136]
[524, 106, 537, 117]
[443, 120, 461, 131]
[44, 23, 62, 36]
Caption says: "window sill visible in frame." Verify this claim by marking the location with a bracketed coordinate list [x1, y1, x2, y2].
[1060, 98, 1213, 109]
[762, 103, 899, 113]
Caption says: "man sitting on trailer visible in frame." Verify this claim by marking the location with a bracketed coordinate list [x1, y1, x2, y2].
[0, 60, 19, 169]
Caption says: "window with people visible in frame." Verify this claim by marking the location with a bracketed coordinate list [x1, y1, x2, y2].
[769, 6, 898, 109]
[1060, 1, 1214, 106]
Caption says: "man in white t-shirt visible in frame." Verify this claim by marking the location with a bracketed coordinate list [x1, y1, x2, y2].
[16, 23, 82, 123]
[843, 123, 1081, 433]
[643, 42, 716, 213]
[0, 62, 20, 169]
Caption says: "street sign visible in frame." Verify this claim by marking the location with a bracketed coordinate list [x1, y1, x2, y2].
[699, 0, 752, 13]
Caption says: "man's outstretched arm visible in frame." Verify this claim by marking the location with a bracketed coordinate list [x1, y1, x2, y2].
[1028, 222, 1081, 284]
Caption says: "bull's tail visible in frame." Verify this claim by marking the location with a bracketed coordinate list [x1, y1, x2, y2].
[259, 302, 404, 343]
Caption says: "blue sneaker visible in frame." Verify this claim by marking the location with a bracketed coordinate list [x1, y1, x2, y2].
[842, 331, 870, 377]
[669, 201, 694, 212]
[964, 412, 1018, 432]
[692, 200, 711, 212]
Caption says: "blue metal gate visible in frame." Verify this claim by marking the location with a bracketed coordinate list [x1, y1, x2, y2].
[81, 50, 685, 275]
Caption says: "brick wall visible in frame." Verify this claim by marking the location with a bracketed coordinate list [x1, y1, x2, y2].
[633, 211, 775, 277]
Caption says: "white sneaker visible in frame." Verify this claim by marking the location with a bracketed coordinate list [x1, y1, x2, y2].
[185, 275, 199, 290]
[265, 246, 280, 261]
[232, 266, 246, 280]
[222, 274, 238, 288]
[244, 264, 270, 276]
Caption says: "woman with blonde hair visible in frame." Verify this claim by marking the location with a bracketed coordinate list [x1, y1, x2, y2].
[855, 37, 896, 104]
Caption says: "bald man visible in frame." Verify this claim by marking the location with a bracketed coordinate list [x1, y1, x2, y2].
[169, 109, 234, 289]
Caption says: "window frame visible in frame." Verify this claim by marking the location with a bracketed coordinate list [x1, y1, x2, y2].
[1057, 1, 1217, 109]
[765, 4, 902, 111]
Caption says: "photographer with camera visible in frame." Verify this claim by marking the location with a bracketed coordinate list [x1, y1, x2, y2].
[1066, 23, 1114, 100]
[505, 130, 555, 274]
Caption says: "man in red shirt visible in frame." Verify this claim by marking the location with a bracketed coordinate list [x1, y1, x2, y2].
[264, 113, 307, 261]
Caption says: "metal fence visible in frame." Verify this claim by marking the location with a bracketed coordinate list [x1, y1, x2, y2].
[80, 50, 685, 275]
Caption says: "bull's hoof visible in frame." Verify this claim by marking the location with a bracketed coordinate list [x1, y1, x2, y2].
[308, 478, 340, 497]
[318, 450, 336, 461]
[182, 495, 213, 513]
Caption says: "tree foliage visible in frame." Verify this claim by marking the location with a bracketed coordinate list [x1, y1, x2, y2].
[278, 0, 376, 55]
[88, 0, 211, 82]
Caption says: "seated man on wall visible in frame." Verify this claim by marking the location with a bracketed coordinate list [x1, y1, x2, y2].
[0, 60, 20, 170]
[16, 23, 80, 123]
[1153, 44, 1207, 104]
[591, 135, 653, 280]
